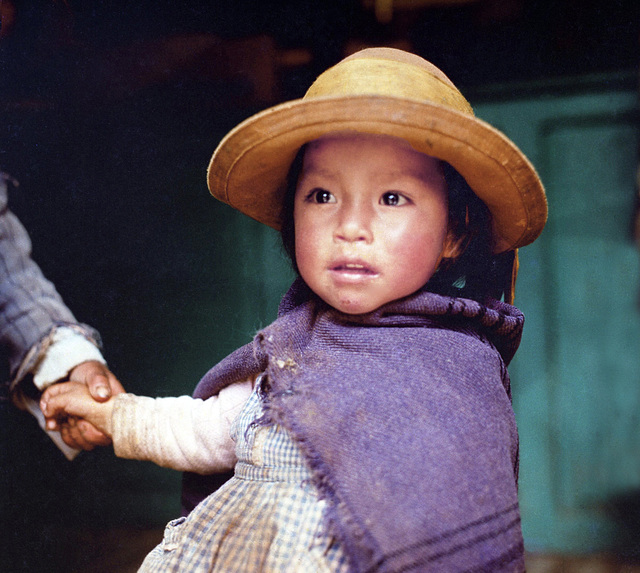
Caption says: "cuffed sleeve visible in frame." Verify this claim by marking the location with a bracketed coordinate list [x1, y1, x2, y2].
[32, 326, 106, 390]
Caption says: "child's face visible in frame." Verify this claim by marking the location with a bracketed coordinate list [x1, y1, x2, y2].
[293, 133, 450, 315]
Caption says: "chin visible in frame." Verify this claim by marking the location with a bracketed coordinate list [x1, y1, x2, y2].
[332, 299, 379, 315]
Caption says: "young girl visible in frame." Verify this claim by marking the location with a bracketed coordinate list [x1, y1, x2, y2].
[41, 48, 547, 572]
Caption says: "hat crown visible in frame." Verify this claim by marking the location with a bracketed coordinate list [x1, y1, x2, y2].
[305, 48, 474, 116]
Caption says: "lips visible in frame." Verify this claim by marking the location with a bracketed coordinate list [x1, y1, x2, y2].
[329, 259, 379, 280]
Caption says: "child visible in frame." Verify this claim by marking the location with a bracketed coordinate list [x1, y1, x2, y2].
[41, 47, 547, 572]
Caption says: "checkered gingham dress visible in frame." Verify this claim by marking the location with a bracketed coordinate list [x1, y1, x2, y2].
[139, 379, 350, 572]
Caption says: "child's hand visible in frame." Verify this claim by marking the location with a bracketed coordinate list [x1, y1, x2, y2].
[40, 381, 116, 449]
[56, 360, 124, 448]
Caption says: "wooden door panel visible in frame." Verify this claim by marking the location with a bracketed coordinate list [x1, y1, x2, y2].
[476, 84, 640, 553]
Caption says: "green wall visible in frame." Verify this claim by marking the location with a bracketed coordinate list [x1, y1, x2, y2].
[474, 74, 640, 555]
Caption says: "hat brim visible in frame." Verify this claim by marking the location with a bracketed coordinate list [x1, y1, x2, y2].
[208, 94, 547, 253]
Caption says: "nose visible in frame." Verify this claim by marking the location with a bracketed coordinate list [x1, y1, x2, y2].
[334, 199, 373, 243]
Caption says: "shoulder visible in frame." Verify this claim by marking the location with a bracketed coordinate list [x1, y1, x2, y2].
[429, 295, 524, 366]
[421, 325, 504, 372]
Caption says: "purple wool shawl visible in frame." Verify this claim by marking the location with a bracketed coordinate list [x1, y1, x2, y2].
[184, 278, 526, 572]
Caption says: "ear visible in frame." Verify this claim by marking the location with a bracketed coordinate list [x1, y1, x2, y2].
[440, 229, 464, 261]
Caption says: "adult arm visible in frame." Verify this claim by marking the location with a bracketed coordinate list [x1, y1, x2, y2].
[0, 173, 121, 454]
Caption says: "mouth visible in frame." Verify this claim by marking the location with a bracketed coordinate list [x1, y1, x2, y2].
[329, 260, 379, 280]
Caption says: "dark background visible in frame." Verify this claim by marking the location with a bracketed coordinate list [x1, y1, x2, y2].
[1, 1, 639, 571]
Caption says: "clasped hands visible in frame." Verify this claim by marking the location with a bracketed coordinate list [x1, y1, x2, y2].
[40, 360, 124, 450]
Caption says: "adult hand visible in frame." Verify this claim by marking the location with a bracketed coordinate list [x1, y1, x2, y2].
[42, 360, 124, 450]
[70, 360, 124, 402]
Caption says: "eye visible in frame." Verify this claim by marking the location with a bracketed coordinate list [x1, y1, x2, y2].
[306, 188, 336, 204]
[380, 192, 409, 206]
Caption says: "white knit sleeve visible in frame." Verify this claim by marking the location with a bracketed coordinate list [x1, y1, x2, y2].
[111, 380, 253, 474]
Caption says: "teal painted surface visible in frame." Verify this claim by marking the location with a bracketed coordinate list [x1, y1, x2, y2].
[160, 201, 296, 397]
[475, 80, 640, 553]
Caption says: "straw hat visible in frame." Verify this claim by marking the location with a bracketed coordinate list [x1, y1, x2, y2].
[207, 47, 547, 254]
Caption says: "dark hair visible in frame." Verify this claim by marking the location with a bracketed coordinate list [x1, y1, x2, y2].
[279, 146, 514, 303]
[426, 163, 515, 302]
[279, 145, 306, 276]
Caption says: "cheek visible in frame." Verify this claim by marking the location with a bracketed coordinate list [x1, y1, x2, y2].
[394, 242, 437, 285]
[388, 222, 447, 285]
[293, 212, 321, 278]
